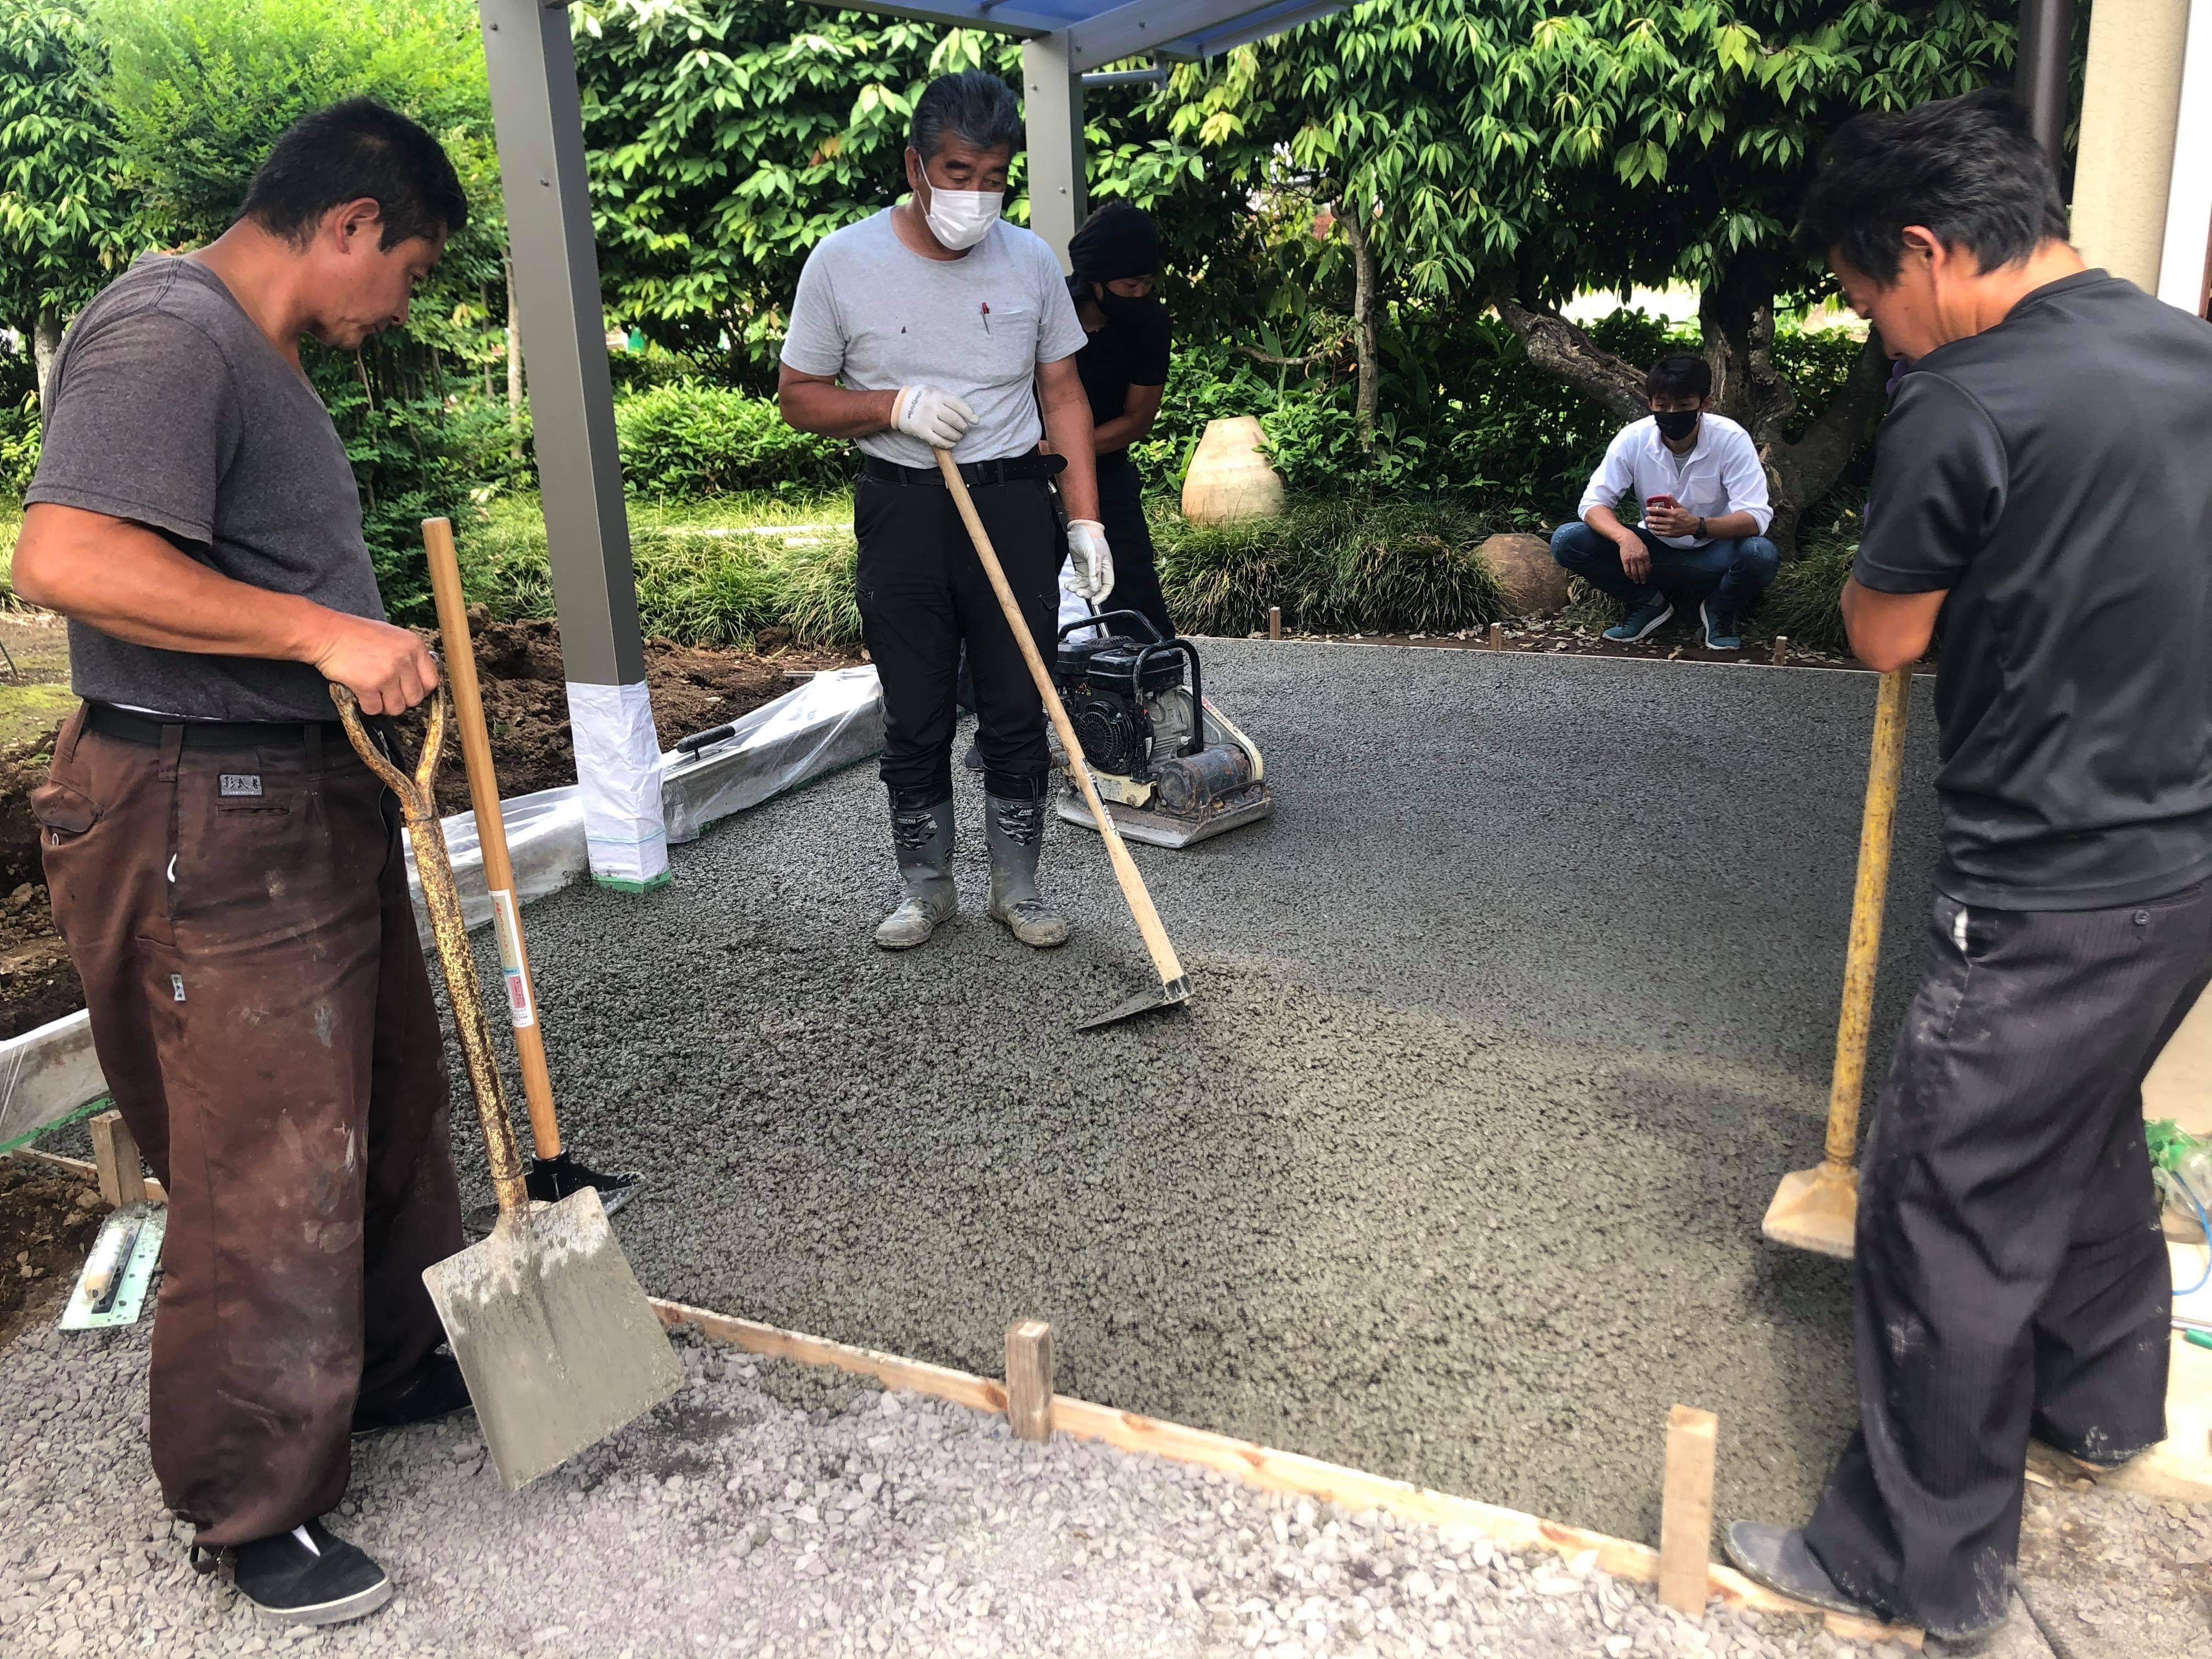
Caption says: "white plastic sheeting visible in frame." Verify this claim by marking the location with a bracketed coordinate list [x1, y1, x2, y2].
[0, 1009, 103, 1155]
[567, 678, 671, 888]
[661, 665, 885, 843]
[402, 784, 591, 932]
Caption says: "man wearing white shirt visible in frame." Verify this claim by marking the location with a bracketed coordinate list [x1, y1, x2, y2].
[1551, 353, 1778, 650]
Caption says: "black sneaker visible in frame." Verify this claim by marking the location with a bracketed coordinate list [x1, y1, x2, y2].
[230, 1519, 392, 1626]
[463, 1151, 641, 1236]
[352, 1349, 473, 1437]
[1722, 1521, 1884, 1621]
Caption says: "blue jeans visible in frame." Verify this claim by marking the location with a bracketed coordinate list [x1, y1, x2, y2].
[1550, 521, 1779, 617]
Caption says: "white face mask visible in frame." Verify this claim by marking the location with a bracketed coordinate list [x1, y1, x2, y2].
[921, 179, 1002, 251]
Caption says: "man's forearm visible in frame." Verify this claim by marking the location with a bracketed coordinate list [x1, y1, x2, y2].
[1092, 413, 1149, 453]
[14, 505, 329, 662]
[1706, 511, 1762, 540]
[1584, 504, 1637, 543]
[780, 380, 898, 441]
[1041, 390, 1099, 522]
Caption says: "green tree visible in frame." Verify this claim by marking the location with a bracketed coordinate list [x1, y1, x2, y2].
[572, 0, 1220, 385]
[1167, 0, 2027, 549]
[0, 1, 131, 410]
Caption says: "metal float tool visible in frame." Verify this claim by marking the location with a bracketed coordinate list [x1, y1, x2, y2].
[333, 685, 682, 1489]
[421, 517, 642, 1234]
[934, 448, 1193, 1031]
[1762, 667, 1913, 1259]
[59, 1204, 165, 1329]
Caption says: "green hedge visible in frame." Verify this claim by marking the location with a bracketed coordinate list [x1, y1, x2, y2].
[613, 381, 846, 500]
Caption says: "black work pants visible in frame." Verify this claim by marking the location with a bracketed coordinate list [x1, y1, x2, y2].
[35, 705, 462, 1545]
[855, 472, 1059, 804]
[1096, 450, 1174, 641]
[1804, 884, 2211, 1635]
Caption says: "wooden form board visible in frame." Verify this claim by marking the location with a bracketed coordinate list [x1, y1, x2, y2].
[649, 1298, 1917, 1644]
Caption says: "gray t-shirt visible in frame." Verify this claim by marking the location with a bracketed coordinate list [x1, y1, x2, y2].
[26, 254, 385, 723]
[780, 210, 1086, 469]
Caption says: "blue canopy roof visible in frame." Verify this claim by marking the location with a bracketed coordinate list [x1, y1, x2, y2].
[861, 0, 1346, 74]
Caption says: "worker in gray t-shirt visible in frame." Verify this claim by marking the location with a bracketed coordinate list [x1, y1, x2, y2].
[14, 100, 469, 1629]
[780, 70, 1108, 953]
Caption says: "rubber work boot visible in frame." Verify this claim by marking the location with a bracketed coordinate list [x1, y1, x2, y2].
[985, 794, 1070, 949]
[874, 799, 956, 950]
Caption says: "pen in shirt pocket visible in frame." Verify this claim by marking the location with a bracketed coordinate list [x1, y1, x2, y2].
[980, 301, 992, 335]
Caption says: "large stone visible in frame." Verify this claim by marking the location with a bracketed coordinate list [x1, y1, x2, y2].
[1180, 416, 1286, 524]
[1476, 532, 1569, 616]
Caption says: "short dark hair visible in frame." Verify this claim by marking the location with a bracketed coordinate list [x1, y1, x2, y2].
[239, 98, 468, 251]
[1798, 88, 2068, 283]
[908, 71, 1022, 165]
[1647, 353, 1711, 402]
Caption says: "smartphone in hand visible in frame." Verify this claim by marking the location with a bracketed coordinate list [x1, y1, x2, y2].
[1645, 493, 1678, 514]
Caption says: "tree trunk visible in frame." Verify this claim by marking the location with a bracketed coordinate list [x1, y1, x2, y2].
[504, 253, 524, 461]
[1494, 261, 1891, 557]
[1339, 195, 1380, 453]
[33, 308, 64, 419]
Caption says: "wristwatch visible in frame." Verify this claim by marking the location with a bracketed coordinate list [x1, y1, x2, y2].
[1694, 515, 1707, 539]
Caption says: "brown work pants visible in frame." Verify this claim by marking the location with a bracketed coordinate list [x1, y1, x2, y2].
[34, 704, 462, 1545]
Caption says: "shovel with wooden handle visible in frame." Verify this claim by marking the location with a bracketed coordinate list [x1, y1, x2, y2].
[420, 517, 641, 1229]
[1762, 665, 1913, 1259]
[933, 448, 1192, 1030]
[332, 684, 683, 1491]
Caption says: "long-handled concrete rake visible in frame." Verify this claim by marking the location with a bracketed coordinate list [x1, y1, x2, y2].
[934, 448, 1193, 1031]
[422, 517, 642, 1231]
[1762, 666, 1914, 1259]
[333, 686, 684, 1489]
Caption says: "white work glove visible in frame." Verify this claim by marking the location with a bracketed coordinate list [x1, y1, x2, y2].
[1065, 519, 1114, 603]
[890, 385, 975, 450]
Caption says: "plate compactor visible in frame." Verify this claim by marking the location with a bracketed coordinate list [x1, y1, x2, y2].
[1050, 613, 1273, 849]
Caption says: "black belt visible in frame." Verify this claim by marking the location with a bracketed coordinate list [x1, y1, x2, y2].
[860, 453, 1067, 489]
[85, 701, 349, 750]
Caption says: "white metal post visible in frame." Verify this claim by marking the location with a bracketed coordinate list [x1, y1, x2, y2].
[477, 0, 668, 890]
[1021, 35, 1087, 270]
[2157, 0, 2212, 313]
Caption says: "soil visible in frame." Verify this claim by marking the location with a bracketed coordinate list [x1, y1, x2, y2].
[0, 613, 863, 1042]
[0, 1157, 105, 1347]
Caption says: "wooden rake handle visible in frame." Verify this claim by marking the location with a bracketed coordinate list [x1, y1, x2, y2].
[422, 517, 564, 1164]
[933, 449, 1186, 988]
[332, 684, 531, 1217]
[1822, 665, 1913, 1173]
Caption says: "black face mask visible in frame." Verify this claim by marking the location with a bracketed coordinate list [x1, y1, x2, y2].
[1094, 287, 1160, 324]
[1652, 408, 1700, 441]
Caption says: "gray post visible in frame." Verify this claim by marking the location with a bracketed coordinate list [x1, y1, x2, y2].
[477, 0, 667, 888]
[2016, 0, 2076, 171]
[1021, 36, 1087, 269]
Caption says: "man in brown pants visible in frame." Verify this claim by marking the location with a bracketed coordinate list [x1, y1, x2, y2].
[14, 100, 470, 1627]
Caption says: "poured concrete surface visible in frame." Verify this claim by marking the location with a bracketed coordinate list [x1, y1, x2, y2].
[482, 644, 1945, 1548]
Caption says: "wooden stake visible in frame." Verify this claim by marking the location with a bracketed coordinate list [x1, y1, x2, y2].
[1771, 635, 1790, 667]
[1006, 1319, 1055, 1442]
[1660, 1404, 1719, 1617]
[1268, 605, 1283, 641]
[89, 1110, 147, 1207]
[1488, 622, 1505, 651]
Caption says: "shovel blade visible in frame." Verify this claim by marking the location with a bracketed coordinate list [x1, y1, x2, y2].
[423, 1187, 684, 1491]
[1076, 973, 1193, 1032]
[1761, 1163, 1858, 1260]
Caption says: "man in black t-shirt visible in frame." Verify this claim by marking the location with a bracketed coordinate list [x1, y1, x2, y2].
[1064, 204, 1175, 640]
[1722, 91, 2212, 1649]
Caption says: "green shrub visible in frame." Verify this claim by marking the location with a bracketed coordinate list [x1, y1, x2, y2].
[0, 402, 37, 499]
[1761, 525, 1860, 656]
[614, 382, 846, 500]
[1155, 497, 1504, 637]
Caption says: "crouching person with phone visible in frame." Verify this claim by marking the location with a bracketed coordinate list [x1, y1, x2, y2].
[1550, 353, 1779, 649]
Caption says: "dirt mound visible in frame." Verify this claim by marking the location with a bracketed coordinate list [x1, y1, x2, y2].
[0, 732, 82, 1043]
[0, 1156, 105, 1345]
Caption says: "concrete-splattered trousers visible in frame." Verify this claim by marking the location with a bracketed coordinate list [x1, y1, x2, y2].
[33, 703, 462, 1546]
[1804, 884, 2211, 1635]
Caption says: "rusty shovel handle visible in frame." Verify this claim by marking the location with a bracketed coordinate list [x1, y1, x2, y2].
[331, 685, 529, 1217]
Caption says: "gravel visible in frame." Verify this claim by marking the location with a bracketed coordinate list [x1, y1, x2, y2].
[0, 1314, 1961, 1658]
[463, 644, 1948, 1543]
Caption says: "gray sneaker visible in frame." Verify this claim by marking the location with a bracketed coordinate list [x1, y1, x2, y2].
[1605, 593, 1673, 642]
[1701, 595, 1743, 650]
